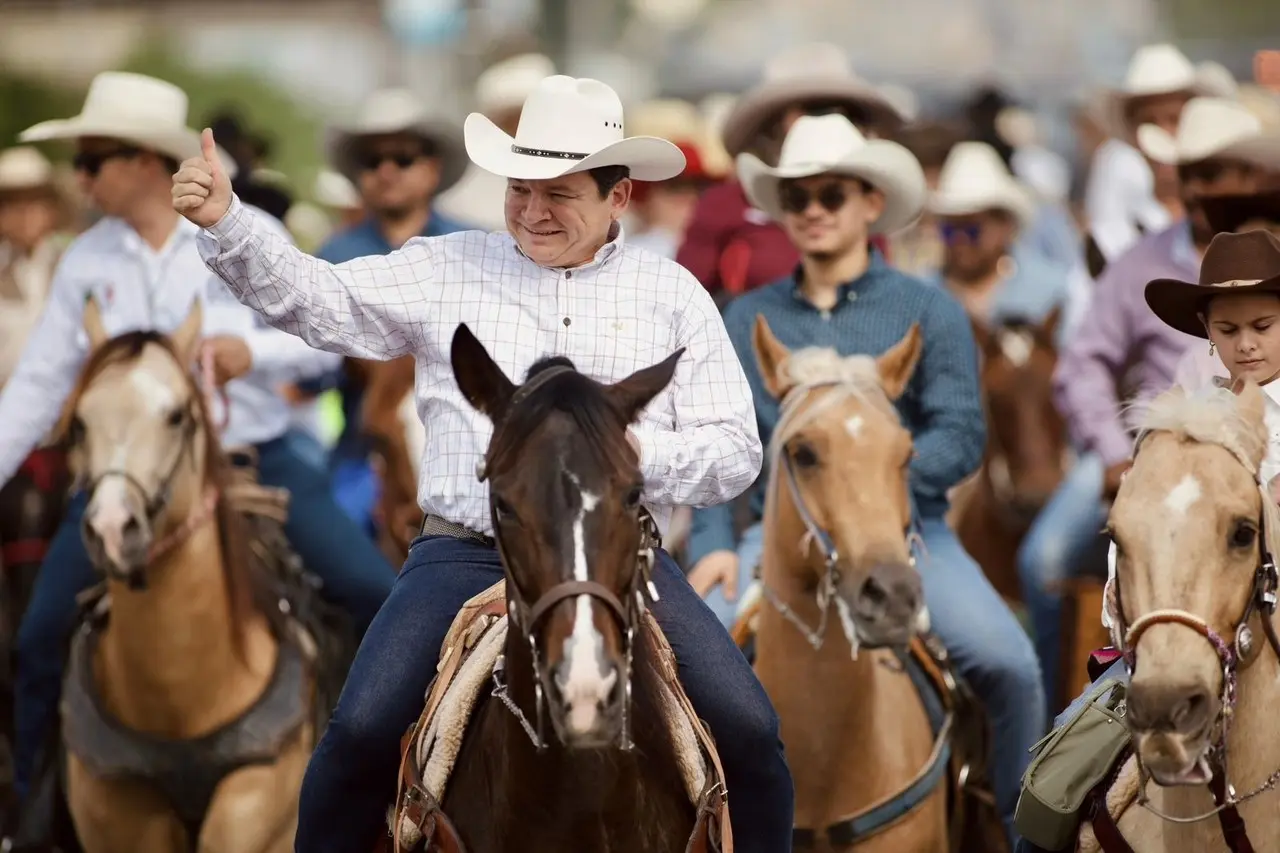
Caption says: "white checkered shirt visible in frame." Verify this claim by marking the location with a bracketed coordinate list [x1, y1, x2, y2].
[198, 197, 762, 537]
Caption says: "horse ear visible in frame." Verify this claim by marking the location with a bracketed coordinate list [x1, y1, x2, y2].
[1041, 304, 1063, 342]
[752, 314, 794, 399]
[877, 323, 923, 400]
[450, 323, 516, 420]
[170, 299, 204, 366]
[82, 295, 110, 351]
[608, 348, 685, 423]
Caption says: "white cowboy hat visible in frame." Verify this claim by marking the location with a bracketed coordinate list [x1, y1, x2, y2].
[18, 71, 240, 180]
[1136, 96, 1280, 168]
[475, 53, 556, 115]
[463, 75, 685, 182]
[313, 168, 362, 210]
[0, 146, 55, 191]
[720, 43, 905, 158]
[326, 88, 466, 193]
[1103, 44, 1219, 135]
[736, 113, 925, 234]
[928, 141, 1037, 229]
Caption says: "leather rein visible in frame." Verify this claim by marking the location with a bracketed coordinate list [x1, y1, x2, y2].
[475, 366, 661, 751]
[1107, 429, 1280, 853]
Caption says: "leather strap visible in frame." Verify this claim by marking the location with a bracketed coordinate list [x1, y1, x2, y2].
[1087, 783, 1134, 853]
[1211, 772, 1256, 853]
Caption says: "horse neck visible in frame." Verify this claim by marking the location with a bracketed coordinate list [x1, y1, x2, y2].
[95, 508, 277, 738]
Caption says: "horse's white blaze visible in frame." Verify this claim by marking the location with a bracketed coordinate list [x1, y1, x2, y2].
[1164, 474, 1202, 516]
[129, 366, 179, 416]
[87, 451, 137, 568]
[844, 414, 864, 439]
[562, 488, 615, 734]
[998, 330, 1033, 367]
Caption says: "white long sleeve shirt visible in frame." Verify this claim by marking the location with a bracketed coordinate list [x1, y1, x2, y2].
[196, 196, 762, 536]
[0, 209, 340, 487]
[1085, 139, 1172, 262]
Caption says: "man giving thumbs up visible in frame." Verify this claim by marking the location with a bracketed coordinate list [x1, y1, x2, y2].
[173, 127, 234, 227]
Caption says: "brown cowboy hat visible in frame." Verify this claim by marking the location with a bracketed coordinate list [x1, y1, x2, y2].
[1201, 190, 1280, 235]
[1145, 229, 1280, 338]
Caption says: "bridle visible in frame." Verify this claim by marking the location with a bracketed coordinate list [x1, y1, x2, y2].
[759, 379, 926, 655]
[476, 366, 661, 751]
[1108, 428, 1280, 847]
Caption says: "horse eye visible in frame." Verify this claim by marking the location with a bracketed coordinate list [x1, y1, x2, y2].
[791, 443, 819, 469]
[68, 415, 86, 444]
[493, 496, 516, 522]
[1229, 521, 1257, 550]
[624, 486, 643, 510]
[167, 407, 186, 428]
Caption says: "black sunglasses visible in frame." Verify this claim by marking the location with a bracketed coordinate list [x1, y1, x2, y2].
[73, 146, 143, 177]
[359, 151, 425, 171]
[779, 182, 850, 215]
[939, 221, 983, 243]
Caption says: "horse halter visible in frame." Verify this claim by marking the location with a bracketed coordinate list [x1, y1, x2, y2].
[477, 366, 661, 751]
[760, 379, 926, 654]
[1113, 431, 1280, 833]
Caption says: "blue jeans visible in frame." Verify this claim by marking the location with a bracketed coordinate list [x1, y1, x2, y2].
[917, 516, 1045, 848]
[12, 436, 395, 798]
[1016, 454, 1108, 713]
[284, 426, 331, 473]
[703, 521, 765, 629]
[296, 534, 794, 853]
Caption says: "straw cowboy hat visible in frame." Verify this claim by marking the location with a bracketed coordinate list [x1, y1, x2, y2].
[1201, 189, 1280, 236]
[1104, 43, 1219, 135]
[19, 71, 239, 180]
[0, 147, 55, 192]
[326, 88, 467, 193]
[1136, 96, 1280, 168]
[463, 75, 685, 181]
[720, 42, 905, 158]
[736, 113, 925, 233]
[627, 99, 727, 181]
[1145, 230, 1280, 337]
[928, 141, 1036, 229]
[475, 53, 556, 115]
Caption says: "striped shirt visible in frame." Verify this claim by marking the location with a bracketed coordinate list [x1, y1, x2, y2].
[687, 251, 985, 565]
[196, 196, 763, 537]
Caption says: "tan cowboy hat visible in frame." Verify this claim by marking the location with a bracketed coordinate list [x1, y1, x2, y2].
[475, 53, 556, 115]
[19, 71, 239, 180]
[720, 43, 905, 158]
[928, 141, 1036, 229]
[1145, 229, 1280, 338]
[1201, 190, 1280, 236]
[326, 88, 467, 193]
[1136, 96, 1280, 168]
[627, 99, 727, 180]
[0, 146, 55, 191]
[1103, 43, 1219, 136]
[737, 113, 925, 234]
[463, 75, 685, 181]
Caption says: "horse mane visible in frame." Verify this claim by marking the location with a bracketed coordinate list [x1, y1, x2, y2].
[485, 356, 634, 478]
[1129, 385, 1268, 477]
[769, 346, 899, 470]
[58, 331, 274, 658]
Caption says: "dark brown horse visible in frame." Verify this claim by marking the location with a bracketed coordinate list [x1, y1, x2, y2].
[950, 307, 1068, 603]
[353, 356, 422, 565]
[389, 324, 723, 853]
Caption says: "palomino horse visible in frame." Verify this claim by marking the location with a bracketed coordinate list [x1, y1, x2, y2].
[747, 315, 1004, 852]
[56, 299, 321, 853]
[382, 325, 730, 853]
[1079, 381, 1280, 853]
[355, 355, 423, 563]
[950, 308, 1068, 603]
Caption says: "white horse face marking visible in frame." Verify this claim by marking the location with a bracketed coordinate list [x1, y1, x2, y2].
[997, 329, 1034, 368]
[559, 476, 616, 735]
[1163, 474, 1202, 517]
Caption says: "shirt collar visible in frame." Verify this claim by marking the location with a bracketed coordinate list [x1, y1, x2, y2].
[789, 245, 889, 307]
[116, 215, 198, 258]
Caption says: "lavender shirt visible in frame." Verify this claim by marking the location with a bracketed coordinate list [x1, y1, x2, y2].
[1052, 222, 1200, 466]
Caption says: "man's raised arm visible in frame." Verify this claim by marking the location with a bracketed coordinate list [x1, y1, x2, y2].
[175, 128, 430, 362]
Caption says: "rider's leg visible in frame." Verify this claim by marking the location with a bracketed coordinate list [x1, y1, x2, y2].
[253, 436, 394, 636]
[294, 535, 502, 853]
[649, 548, 794, 853]
[701, 521, 764, 629]
[915, 516, 1045, 850]
[12, 493, 96, 801]
[1015, 454, 1108, 714]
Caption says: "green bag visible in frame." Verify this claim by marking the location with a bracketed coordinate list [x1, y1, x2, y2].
[1014, 676, 1132, 850]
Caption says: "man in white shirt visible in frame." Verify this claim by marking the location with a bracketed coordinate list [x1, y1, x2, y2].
[174, 75, 786, 851]
[2, 72, 397, 802]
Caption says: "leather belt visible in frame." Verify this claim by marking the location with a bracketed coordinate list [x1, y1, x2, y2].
[419, 514, 494, 547]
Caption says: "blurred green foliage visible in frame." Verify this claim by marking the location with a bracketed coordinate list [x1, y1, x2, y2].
[0, 43, 325, 198]
[1161, 0, 1280, 40]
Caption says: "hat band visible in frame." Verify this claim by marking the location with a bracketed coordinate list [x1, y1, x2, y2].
[1211, 278, 1266, 288]
[511, 144, 588, 161]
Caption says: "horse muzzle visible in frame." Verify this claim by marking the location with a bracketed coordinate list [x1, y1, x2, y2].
[548, 655, 624, 748]
[842, 560, 923, 649]
[1127, 678, 1220, 786]
[81, 498, 153, 587]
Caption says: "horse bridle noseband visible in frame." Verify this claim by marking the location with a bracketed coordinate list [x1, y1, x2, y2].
[1111, 430, 1280, 846]
[476, 366, 661, 751]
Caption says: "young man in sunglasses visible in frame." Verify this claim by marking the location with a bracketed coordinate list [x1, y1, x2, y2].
[0, 71, 397, 810]
[306, 89, 471, 538]
[685, 113, 1045, 849]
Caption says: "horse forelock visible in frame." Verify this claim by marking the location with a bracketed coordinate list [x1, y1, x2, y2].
[1130, 386, 1268, 478]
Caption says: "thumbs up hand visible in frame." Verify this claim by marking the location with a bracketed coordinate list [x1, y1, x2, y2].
[173, 128, 233, 227]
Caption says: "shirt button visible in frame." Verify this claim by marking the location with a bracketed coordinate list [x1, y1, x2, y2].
[565, 271, 573, 279]
[847, 292, 858, 302]
[563, 316, 572, 327]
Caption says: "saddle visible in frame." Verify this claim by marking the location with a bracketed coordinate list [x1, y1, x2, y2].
[732, 600, 1005, 852]
[383, 580, 733, 853]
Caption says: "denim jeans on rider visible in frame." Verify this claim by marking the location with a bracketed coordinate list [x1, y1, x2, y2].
[702, 521, 765, 629]
[11, 436, 395, 799]
[916, 516, 1045, 849]
[295, 534, 795, 853]
[1015, 453, 1108, 715]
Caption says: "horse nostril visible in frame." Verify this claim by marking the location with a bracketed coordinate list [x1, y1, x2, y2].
[1129, 681, 1216, 733]
[858, 576, 889, 610]
[122, 515, 142, 537]
[1171, 688, 1214, 733]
